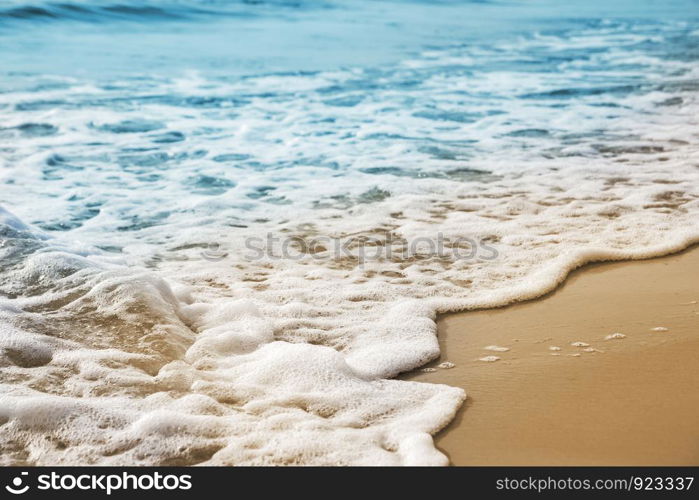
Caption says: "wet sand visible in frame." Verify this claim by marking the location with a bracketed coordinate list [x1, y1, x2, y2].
[404, 246, 699, 465]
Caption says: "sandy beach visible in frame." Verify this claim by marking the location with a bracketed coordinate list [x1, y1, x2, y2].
[405, 247, 699, 465]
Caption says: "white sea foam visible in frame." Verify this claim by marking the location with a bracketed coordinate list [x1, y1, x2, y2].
[605, 333, 626, 340]
[1, 20, 699, 465]
[478, 356, 500, 363]
[484, 345, 510, 352]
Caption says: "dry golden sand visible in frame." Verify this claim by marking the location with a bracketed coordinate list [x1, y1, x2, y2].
[404, 247, 699, 465]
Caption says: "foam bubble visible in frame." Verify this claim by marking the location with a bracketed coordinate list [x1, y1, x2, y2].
[483, 345, 509, 352]
[478, 356, 500, 363]
[605, 333, 626, 340]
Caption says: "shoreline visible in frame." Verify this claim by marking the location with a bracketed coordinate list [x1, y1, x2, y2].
[404, 246, 699, 465]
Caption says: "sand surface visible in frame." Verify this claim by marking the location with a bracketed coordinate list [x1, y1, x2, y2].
[404, 247, 699, 465]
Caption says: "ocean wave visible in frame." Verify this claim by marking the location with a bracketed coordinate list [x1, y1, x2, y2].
[1, 12, 698, 465]
[1, 2, 195, 23]
[0, 0, 324, 25]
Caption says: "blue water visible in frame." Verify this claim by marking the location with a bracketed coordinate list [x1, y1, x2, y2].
[0, 0, 697, 78]
[1, 0, 697, 240]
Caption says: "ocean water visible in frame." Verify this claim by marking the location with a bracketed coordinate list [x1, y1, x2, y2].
[1, 0, 698, 465]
